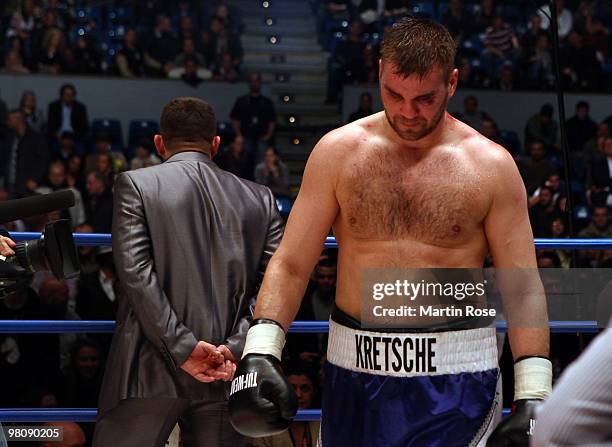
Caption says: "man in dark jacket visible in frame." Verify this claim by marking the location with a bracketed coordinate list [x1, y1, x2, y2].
[93, 98, 283, 446]
[47, 84, 89, 146]
[0, 109, 48, 198]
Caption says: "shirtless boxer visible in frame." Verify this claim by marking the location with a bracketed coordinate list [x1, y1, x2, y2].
[229, 18, 551, 446]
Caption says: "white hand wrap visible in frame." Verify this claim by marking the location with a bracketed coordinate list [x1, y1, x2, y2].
[514, 357, 552, 401]
[242, 322, 285, 361]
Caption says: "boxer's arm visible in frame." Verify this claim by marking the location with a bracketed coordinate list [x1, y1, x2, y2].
[483, 148, 549, 360]
[224, 188, 285, 359]
[112, 172, 197, 370]
[533, 328, 612, 446]
[254, 133, 341, 330]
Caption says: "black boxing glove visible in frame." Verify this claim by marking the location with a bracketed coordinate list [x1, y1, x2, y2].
[228, 319, 298, 437]
[486, 357, 552, 446]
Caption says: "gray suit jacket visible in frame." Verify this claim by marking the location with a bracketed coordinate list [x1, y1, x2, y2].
[98, 151, 283, 415]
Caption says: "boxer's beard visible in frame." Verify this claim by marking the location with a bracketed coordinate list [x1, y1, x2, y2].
[386, 95, 448, 141]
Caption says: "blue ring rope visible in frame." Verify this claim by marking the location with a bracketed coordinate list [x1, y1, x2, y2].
[0, 320, 600, 333]
[7, 232, 612, 250]
[0, 408, 511, 422]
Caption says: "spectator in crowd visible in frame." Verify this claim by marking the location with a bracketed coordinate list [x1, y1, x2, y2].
[550, 217, 572, 267]
[144, 14, 179, 77]
[583, 123, 610, 184]
[76, 252, 117, 352]
[230, 72, 276, 163]
[288, 255, 337, 364]
[442, 0, 475, 44]
[493, 63, 516, 91]
[35, 276, 81, 376]
[358, 44, 379, 84]
[0, 109, 48, 198]
[47, 84, 89, 146]
[54, 131, 77, 163]
[115, 27, 145, 78]
[516, 140, 556, 195]
[19, 90, 45, 134]
[130, 143, 161, 170]
[348, 91, 374, 123]
[255, 147, 290, 198]
[60, 338, 105, 408]
[520, 14, 545, 62]
[38, 28, 64, 74]
[530, 172, 563, 208]
[74, 223, 98, 275]
[73, 34, 102, 75]
[174, 36, 205, 67]
[0, 283, 41, 406]
[560, 30, 602, 91]
[579, 206, 611, 238]
[529, 185, 560, 237]
[201, 15, 243, 69]
[536, 250, 562, 268]
[170, 55, 210, 87]
[95, 153, 116, 188]
[480, 117, 503, 146]
[212, 52, 241, 82]
[525, 104, 559, 151]
[566, 101, 598, 152]
[66, 154, 85, 192]
[473, 0, 498, 33]
[214, 135, 252, 179]
[84, 171, 113, 233]
[246, 362, 321, 447]
[30, 9, 60, 60]
[482, 13, 519, 78]
[457, 58, 483, 88]
[177, 15, 198, 43]
[329, 19, 366, 101]
[526, 33, 555, 88]
[1, 50, 30, 74]
[383, 0, 411, 18]
[61, 46, 79, 74]
[36, 161, 86, 227]
[453, 96, 491, 132]
[538, 0, 574, 39]
[86, 134, 127, 174]
[588, 136, 612, 207]
[41, 422, 86, 447]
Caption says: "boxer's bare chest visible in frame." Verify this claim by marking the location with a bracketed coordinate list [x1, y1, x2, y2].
[337, 146, 490, 245]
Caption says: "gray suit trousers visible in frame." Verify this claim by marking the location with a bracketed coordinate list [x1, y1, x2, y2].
[93, 397, 244, 447]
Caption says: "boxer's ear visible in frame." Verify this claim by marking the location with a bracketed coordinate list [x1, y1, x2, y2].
[447, 68, 459, 98]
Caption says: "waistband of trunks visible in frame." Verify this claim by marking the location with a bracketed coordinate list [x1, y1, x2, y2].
[331, 304, 495, 333]
[327, 319, 498, 377]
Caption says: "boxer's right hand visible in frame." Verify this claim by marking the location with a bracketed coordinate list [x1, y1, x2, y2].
[228, 319, 298, 437]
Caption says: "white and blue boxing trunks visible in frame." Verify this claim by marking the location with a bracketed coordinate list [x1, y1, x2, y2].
[320, 307, 502, 447]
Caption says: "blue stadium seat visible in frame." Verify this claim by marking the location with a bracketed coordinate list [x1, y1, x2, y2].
[92, 119, 123, 147]
[75, 5, 101, 24]
[128, 120, 159, 148]
[107, 5, 134, 24]
[411, 2, 435, 19]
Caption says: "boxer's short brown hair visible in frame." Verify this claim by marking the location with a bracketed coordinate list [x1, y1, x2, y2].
[160, 97, 216, 149]
[380, 17, 457, 80]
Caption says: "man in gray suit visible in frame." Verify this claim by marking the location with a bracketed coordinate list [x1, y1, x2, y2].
[93, 97, 283, 446]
